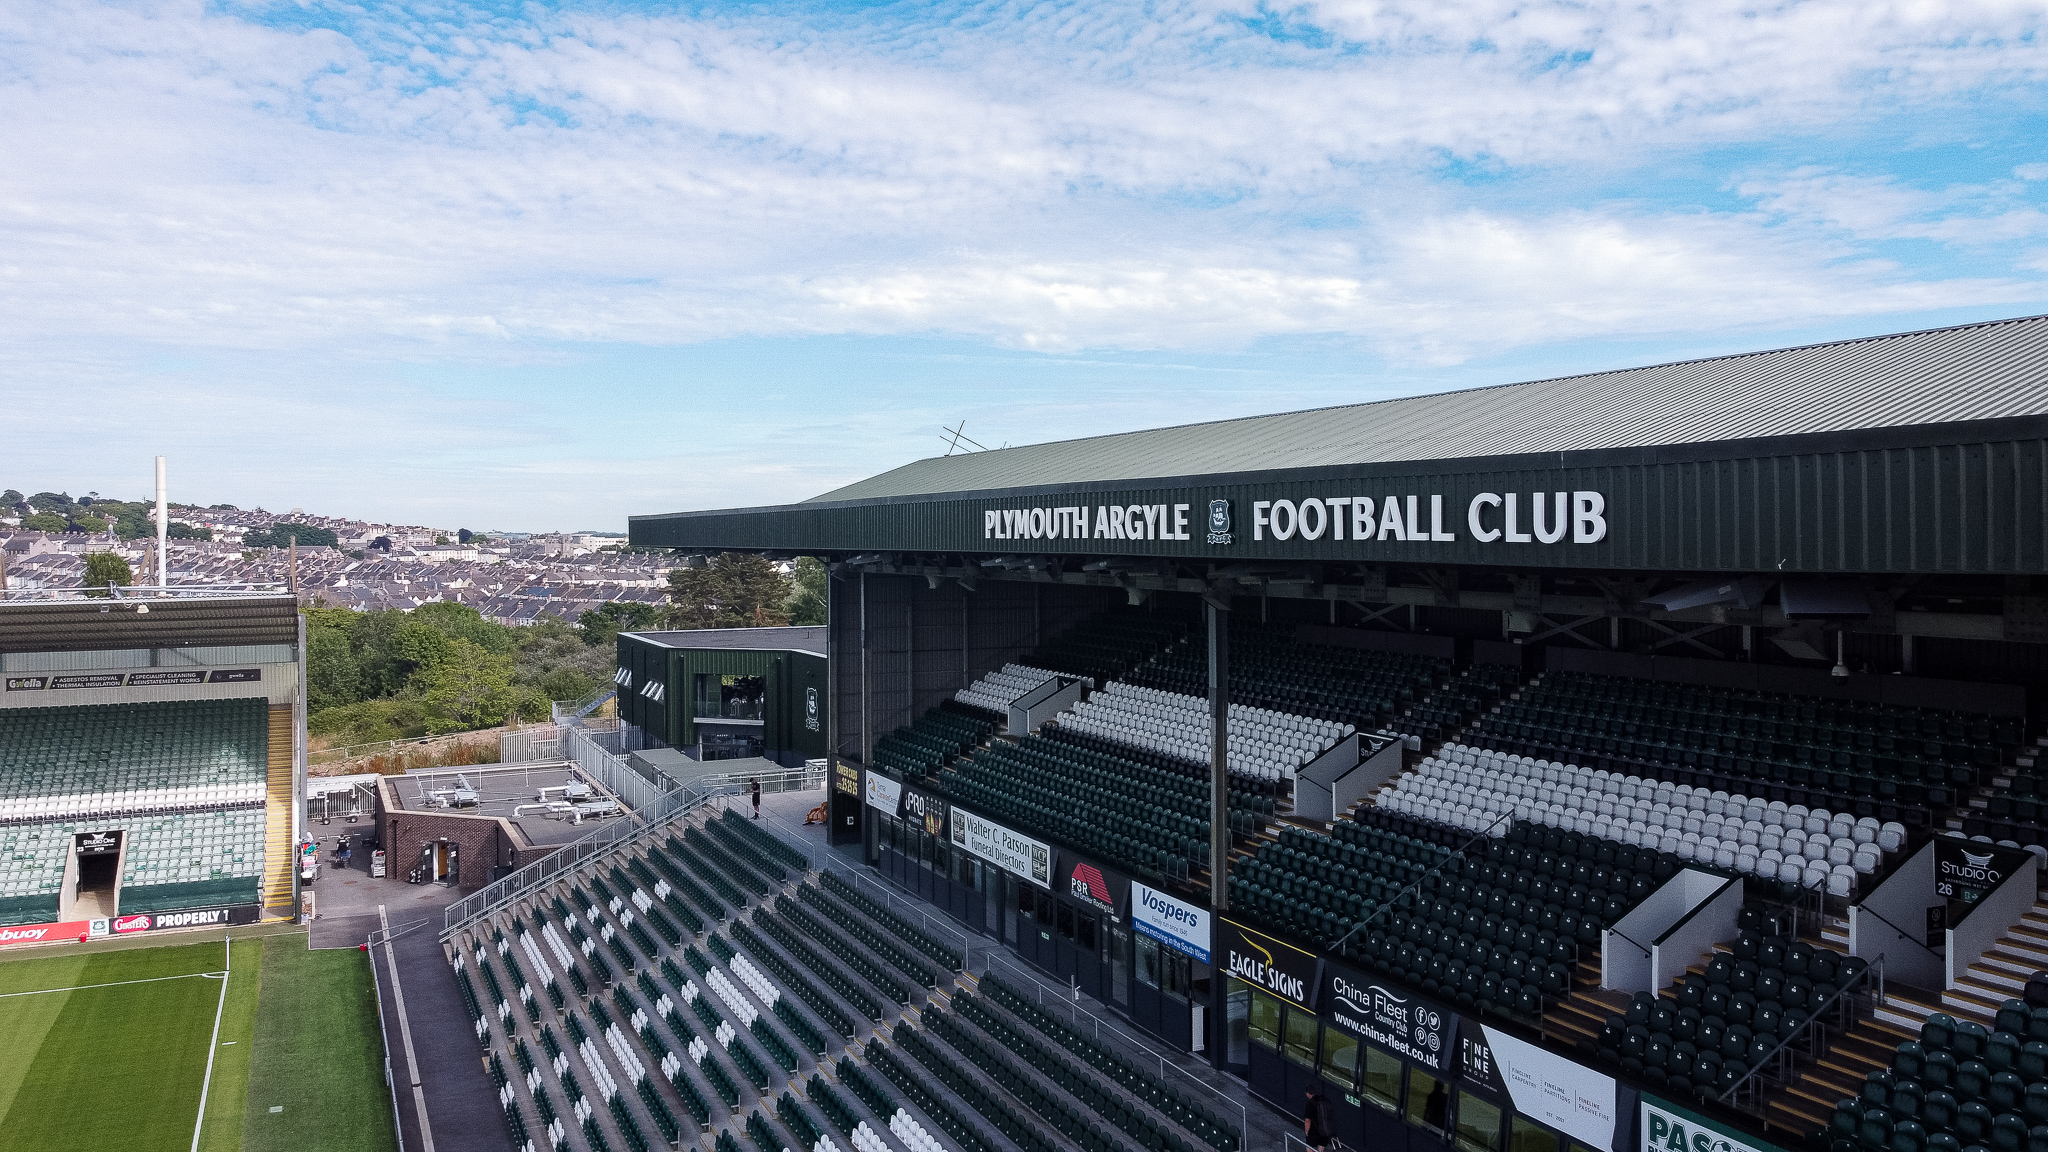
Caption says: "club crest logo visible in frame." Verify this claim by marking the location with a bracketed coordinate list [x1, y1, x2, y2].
[1206, 499, 1234, 545]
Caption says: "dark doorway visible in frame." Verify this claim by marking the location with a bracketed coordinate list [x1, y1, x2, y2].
[73, 830, 122, 917]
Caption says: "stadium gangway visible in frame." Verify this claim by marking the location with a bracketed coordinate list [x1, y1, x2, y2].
[441, 724, 821, 938]
[983, 950, 1250, 1148]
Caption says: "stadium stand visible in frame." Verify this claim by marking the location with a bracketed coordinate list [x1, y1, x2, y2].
[0, 699, 268, 820]
[447, 801, 1241, 1152]
[1056, 681, 1352, 782]
[1023, 612, 1188, 686]
[1125, 618, 1448, 732]
[952, 664, 1066, 718]
[0, 698, 272, 923]
[870, 704, 997, 781]
[1381, 745, 1898, 899]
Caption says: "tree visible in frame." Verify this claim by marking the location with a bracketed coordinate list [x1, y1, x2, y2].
[82, 552, 132, 596]
[247, 522, 339, 549]
[0, 489, 21, 508]
[660, 553, 794, 629]
[70, 514, 108, 533]
[458, 528, 473, 544]
[787, 556, 828, 625]
[306, 622, 364, 712]
[167, 521, 211, 540]
[416, 637, 540, 733]
[22, 512, 65, 532]
[577, 601, 658, 648]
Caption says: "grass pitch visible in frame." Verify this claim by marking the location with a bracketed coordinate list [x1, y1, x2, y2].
[0, 933, 394, 1152]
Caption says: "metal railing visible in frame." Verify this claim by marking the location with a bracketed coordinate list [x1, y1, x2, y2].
[0, 581, 289, 601]
[439, 728, 821, 938]
[848, 869, 976, 964]
[983, 951, 1250, 1148]
[1716, 953, 1885, 1116]
[365, 916, 435, 1152]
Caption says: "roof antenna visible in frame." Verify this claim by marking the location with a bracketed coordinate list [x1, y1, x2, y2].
[940, 420, 989, 456]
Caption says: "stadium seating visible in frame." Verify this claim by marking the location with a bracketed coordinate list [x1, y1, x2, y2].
[1024, 613, 1188, 685]
[1390, 662, 1525, 744]
[952, 664, 1065, 717]
[1599, 919, 1870, 1100]
[1469, 670, 2029, 837]
[870, 704, 996, 781]
[0, 807, 264, 923]
[1829, 1001, 2048, 1152]
[0, 698, 269, 822]
[1126, 618, 1448, 730]
[1056, 681, 1353, 782]
[936, 732, 1276, 881]
[1382, 744, 1896, 898]
[1229, 810, 1670, 1017]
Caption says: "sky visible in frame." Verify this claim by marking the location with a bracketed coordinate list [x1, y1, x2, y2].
[5, 0, 2047, 531]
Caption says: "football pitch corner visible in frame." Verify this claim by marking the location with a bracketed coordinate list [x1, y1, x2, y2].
[0, 931, 396, 1152]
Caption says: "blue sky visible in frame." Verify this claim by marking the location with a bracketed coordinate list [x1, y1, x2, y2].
[4, 0, 2047, 530]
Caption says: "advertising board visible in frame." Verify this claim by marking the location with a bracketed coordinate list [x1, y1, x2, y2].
[949, 807, 1053, 888]
[1323, 962, 1455, 1072]
[1132, 882, 1210, 962]
[1464, 1024, 1618, 1150]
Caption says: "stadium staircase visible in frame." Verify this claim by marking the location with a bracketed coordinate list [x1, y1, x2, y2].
[445, 804, 1242, 1152]
[262, 705, 297, 916]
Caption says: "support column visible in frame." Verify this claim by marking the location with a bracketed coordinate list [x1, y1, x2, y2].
[860, 571, 873, 766]
[1207, 595, 1231, 911]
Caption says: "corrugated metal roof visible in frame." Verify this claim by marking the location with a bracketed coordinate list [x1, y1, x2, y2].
[624, 626, 827, 654]
[0, 594, 301, 654]
[809, 313, 2048, 502]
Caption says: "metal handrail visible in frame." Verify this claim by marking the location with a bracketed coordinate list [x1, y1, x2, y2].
[1856, 905, 1945, 959]
[1716, 952, 1885, 1115]
[1609, 928, 1653, 958]
[982, 951, 1250, 1147]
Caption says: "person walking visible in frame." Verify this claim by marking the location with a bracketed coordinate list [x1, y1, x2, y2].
[750, 778, 762, 819]
[1305, 1085, 1334, 1152]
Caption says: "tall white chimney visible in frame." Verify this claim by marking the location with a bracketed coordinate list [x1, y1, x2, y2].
[155, 455, 168, 589]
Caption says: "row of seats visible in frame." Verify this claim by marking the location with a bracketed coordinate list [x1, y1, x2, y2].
[1060, 681, 1352, 781]
[870, 704, 995, 781]
[1389, 662, 1524, 744]
[938, 737, 1230, 880]
[1026, 613, 1188, 685]
[1386, 745, 1904, 896]
[1127, 619, 1445, 730]
[0, 806, 267, 923]
[0, 699, 269, 808]
[952, 664, 1062, 716]
[1834, 1007, 2048, 1152]
[0, 780, 265, 823]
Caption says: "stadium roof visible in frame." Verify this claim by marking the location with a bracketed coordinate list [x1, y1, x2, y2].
[623, 626, 826, 655]
[0, 592, 301, 653]
[810, 313, 2048, 503]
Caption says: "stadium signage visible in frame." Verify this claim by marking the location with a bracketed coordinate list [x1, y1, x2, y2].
[863, 770, 903, 816]
[1324, 964, 1454, 1073]
[949, 807, 1053, 889]
[1465, 1023, 1617, 1149]
[1933, 838, 2032, 906]
[111, 906, 258, 933]
[979, 492, 1608, 548]
[1132, 882, 1210, 962]
[0, 920, 91, 946]
[1061, 858, 1129, 917]
[3, 669, 262, 691]
[1642, 1095, 1791, 1152]
[1220, 919, 1317, 1011]
[902, 787, 948, 837]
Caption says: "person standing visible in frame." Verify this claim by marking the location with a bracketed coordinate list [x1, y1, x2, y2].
[1305, 1085, 1334, 1152]
[750, 778, 762, 819]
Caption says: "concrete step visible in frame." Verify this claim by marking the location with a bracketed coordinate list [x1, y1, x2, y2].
[1941, 981, 2007, 1022]
[1962, 961, 2029, 993]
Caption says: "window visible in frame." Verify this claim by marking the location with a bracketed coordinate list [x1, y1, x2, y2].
[1226, 978, 1251, 1065]
[1360, 1047, 1402, 1113]
[1057, 903, 1076, 941]
[1283, 1008, 1319, 1068]
[1247, 989, 1281, 1051]
[1406, 1070, 1448, 1131]
[1511, 1118, 1560, 1152]
[1136, 936, 1161, 989]
[1319, 1026, 1360, 1090]
[1111, 927, 1131, 1007]
[1454, 1092, 1503, 1152]
[1162, 951, 1190, 1002]
[692, 673, 766, 720]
